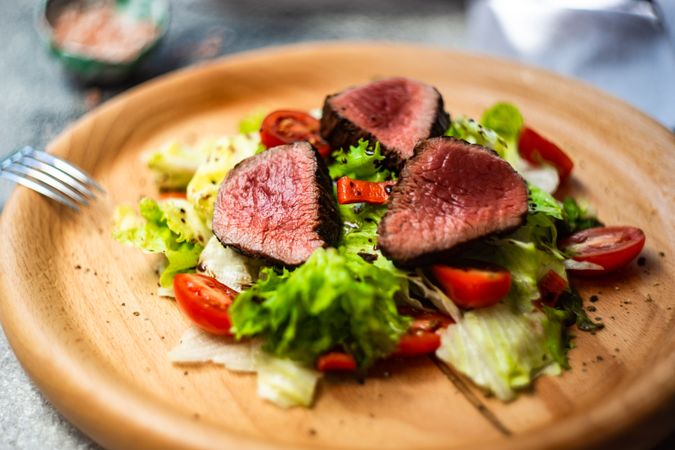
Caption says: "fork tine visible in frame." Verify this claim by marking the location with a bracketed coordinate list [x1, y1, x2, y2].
[19, 156, 95, 199]
[0, 171, 80, 211]
[22, 147, 105, 192]
[4, 164, 90, 205]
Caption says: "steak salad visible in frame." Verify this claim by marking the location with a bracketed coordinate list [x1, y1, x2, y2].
[113, 78, 646, 407]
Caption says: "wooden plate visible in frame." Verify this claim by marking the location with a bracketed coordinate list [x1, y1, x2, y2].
[0, 43, 673, 450]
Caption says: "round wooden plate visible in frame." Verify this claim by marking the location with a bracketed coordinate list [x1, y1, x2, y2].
[0, 43, 673, 450]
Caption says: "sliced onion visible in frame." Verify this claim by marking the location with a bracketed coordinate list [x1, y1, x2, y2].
[169, 327, 260, 373]
[405, 270, 462, 323]
[564, 259, 604, 271]
[157, 287, 175, 298]
[518, 161, 559, 194]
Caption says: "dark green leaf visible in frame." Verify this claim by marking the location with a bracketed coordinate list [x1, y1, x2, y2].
[556, 289, 604, 332]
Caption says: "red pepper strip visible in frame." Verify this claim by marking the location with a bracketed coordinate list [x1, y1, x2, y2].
[159, 191, 187, 200]
[537, 270, 568, 307]
[316, 352, 357, 372]
[336, 176, 396, 205]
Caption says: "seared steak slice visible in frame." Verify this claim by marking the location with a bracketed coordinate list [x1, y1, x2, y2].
[212, 142, 340, 266]
[377, 137, 528, 265]
[320, 77, 450, 168]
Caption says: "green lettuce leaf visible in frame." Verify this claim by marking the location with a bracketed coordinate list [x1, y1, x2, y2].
[328, 139, 394, 182]
[255, 353, 321, 408]
[337, 203, 393, 268]
[556, 289, 604, 332]
[528, 184, 563, 220]
[187, 134, 260, 225]
[445, 116, 509, 159]
[460, 213, 567, 312]
[229, 248, 411, 368]
[112, 198, 204, 288]
[436, 302, 567, 401]
[480, 102, 524, 142]
[146, 141, 209, 190]
[238, 110, 267, 134]
[559, 197, 603, 235]
[159, 198, 210, 246]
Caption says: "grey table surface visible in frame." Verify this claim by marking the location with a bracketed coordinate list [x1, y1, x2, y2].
[0, 1, 672, 449]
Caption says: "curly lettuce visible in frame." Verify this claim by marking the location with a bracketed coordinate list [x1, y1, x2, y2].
[145, 141, 209, 190]
[445, 116, 509, 159]
[112, 198, 204, 288]
[559, 197, 603, 235]
[328, 139, 395, 182]
[229, 248, 411, 368]
[238, 110, 267, 134]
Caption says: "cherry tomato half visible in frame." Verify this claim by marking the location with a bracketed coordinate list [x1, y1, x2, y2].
[316, 352, 357, 372]
[518, 126, 574, 181]
[430, 264, 511, 309]
[393, 331, 442, 357]
[537, 270, 568, 306]
[173, 274, 238, 335]
[409, 311, 454, 333]
[560, 226, 646, 276]
[260, 110, 331, 157]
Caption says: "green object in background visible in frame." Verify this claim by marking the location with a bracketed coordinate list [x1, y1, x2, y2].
[37, 0, 170, 83]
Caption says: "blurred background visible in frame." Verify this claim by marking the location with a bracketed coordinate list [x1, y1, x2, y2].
[0, 0, 673, 448]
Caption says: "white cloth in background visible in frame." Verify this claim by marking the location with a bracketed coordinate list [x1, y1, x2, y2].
[467, 0, 675, 129]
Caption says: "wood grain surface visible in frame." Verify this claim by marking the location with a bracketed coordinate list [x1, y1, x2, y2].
[0, 43, 673, 450]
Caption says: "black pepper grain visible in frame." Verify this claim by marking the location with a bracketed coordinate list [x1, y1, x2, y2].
[590, 295, 599, 303]
[637, 256, 646, 266]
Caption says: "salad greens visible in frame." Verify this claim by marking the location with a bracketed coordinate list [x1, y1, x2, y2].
[560, 197, 603, 235]
[255, 352, 321, 408]
[445, 116, 509, 159]
[480, 102, 524, 144]
[238, 109, 267, 134]
[146, 141, 209, 189]
[113, 198, 204, 288]
[437, 303, 566, 401]
[114, 98, 606, 407]
[229, 248, 411, 369]
[329, 139, 395, 182]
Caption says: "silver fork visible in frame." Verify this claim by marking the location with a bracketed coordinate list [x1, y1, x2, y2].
[0, 146, 104, 211]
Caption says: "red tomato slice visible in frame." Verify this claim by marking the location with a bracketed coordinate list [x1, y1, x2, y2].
[393, 331, 442, 357]
[561, 226, 646, 276]
[173, 274, 238, 335]
[430, 265, 511, 309]
[316, 352, 357, 372]
[537, 270, 568, 306]
[260, 110, 331, 157]
[518, 126, 574, 181]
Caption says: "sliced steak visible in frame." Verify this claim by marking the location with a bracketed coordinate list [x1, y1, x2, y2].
[212, 142, 340, 266]
[320, 77, 450, 168]
[377, 137, 528, 265]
